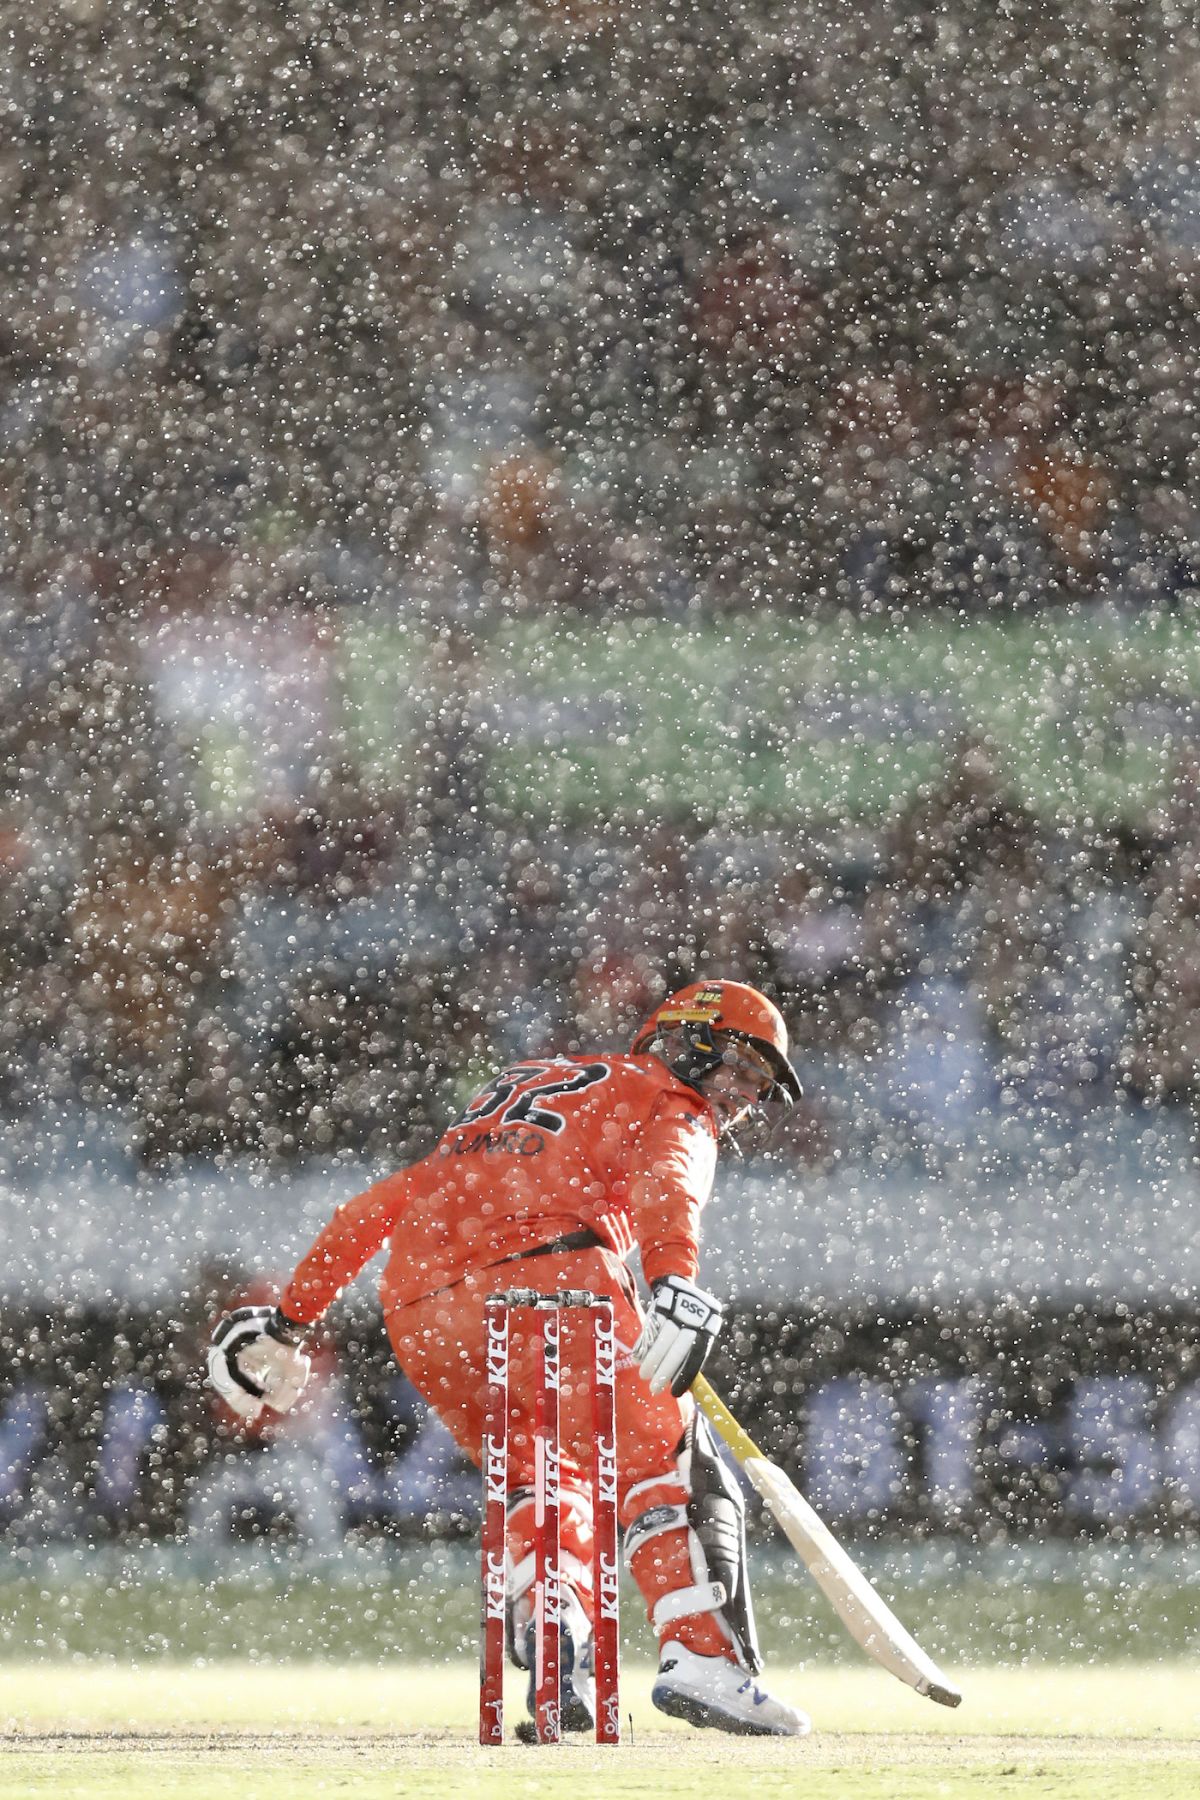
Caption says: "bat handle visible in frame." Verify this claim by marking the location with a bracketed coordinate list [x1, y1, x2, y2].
[691, 1374, 764, 1466]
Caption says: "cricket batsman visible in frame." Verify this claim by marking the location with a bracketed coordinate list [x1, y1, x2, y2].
[207, 979, 811, 1736]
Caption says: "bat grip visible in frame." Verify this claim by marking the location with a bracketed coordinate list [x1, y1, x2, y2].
[691, 1374, 764, 1466]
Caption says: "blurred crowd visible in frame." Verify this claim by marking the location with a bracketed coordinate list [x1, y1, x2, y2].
[5, 650, 1200, 1178]
[9, 2, 1200, 1561]
[5, 1, 1200, 1179]
[3, 4, 1200, 614]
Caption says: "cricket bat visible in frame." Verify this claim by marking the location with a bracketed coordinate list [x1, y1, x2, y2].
[692, 1374, 963, 1708]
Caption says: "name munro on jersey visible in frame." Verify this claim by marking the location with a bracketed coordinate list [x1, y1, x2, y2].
[440, 1126, 546, 1159]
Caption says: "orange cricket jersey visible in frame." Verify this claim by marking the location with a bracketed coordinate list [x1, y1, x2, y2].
[279, 1053, 718, 1324]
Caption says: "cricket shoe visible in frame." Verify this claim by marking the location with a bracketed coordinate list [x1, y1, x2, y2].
[522, 1588, 596, 1734]
[651, 1643, 811, 1738]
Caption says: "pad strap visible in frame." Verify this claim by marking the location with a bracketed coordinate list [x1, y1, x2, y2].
[508, 1551, 535, 1602]
[624, 1472, 688, 1509]
[508, 1548, 590, 1601]
[652, 1579, 727, 1634]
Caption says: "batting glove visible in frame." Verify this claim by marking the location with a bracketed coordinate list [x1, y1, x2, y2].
[634, 1275, 724, 1398]
[207, 1306, 312, 1423]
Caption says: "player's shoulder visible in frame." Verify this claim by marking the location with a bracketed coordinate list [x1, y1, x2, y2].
[598, 1051, 674, 1090]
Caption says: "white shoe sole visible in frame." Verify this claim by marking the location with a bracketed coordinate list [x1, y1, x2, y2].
[651, 1675, 810, 1738]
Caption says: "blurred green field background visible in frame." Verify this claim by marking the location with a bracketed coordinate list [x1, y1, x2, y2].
[2, 1545, 1197, 1666]
[332, 606, 1200, 830]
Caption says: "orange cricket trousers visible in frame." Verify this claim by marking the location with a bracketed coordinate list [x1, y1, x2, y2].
[387, 1245, 687, 1512]
[387, 1245, 734, 1661]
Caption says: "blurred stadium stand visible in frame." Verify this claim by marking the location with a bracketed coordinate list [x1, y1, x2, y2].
[5, 2, 1200, 1547]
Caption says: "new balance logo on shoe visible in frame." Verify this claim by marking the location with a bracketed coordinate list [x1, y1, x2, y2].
[651, 1644, 811, 1738]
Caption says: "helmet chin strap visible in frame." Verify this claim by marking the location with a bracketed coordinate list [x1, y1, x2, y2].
[649, 1027, 756, 1155]
[650, 1023, 725, 1095]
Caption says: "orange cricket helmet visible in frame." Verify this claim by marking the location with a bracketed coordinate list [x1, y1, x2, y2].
[631, 979, 802, 1105]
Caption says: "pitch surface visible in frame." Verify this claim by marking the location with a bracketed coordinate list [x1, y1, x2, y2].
[2, 1662, 1198, 1798]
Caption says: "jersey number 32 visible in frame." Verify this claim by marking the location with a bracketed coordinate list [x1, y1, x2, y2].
[453, 1060, 611, 1135]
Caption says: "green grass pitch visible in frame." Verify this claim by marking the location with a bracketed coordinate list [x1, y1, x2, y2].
[2, 1555, 1197, 1796]
[2, 1661, 1198, 1799]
